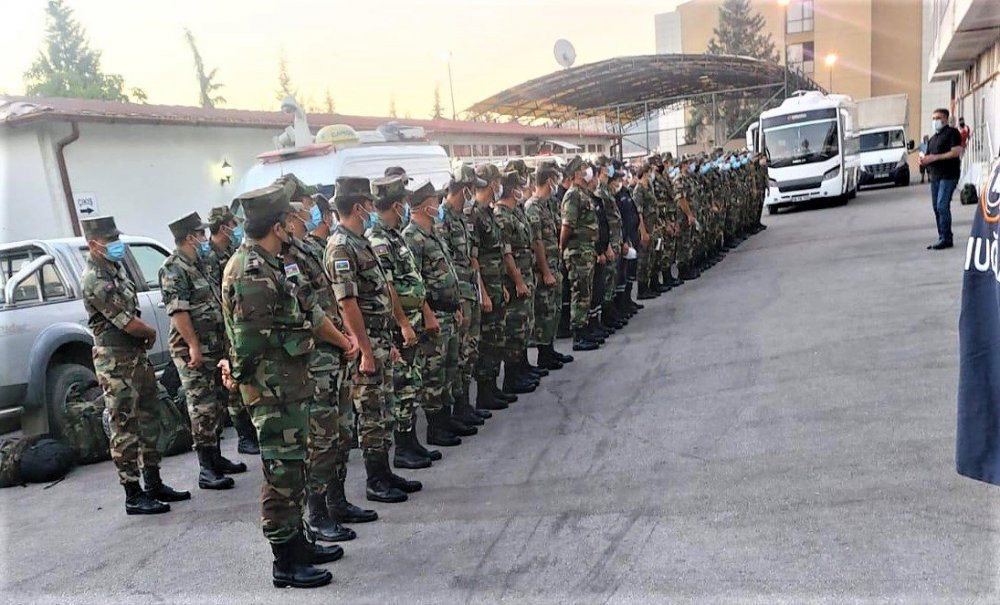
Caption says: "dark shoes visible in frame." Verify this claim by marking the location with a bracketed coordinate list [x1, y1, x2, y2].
[141, 467, 190, 502]
[233, 412, 260, 455]
[124, 481, 170, 515]
[393, 430, 433, 469]
[572, 329, 599, 351]
[426, 409, 462, 447]
[270, 536, 334, 589]
[364, 451, 408, 503]
[327, 476, 378, 524]
[305, 492, 357, 542]
[476, 379, 509, 410]
[197, 447, 235, 490]
[928, 240, 954, 250]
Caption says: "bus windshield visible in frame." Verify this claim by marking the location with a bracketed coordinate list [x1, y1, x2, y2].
[859, 130, 905, 152]
[764, 119, 839, 168]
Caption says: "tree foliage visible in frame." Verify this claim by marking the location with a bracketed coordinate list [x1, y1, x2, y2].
[431, 84, 444, 119]
[23, 0, 145, 102]
[275, 50, 297, 102]
[388, 94, 397, 118]
[324, 88, 336, 113]
[687, 0, 779, 144]
[183, 28, 225, 108]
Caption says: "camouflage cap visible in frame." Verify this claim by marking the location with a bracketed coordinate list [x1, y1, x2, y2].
[236, 182, 293, 223]
[80, 216, 121, 241]
[451, 164, 487, 187]
[564, 155, 585, 175]
[500, 170, 527, 192]
[384, 166, 411, 183]
[503, 159, 529, 177]
[333, 176, 375, 204]
[274, 173, 317, 201]
[474, 162, 501, 184]
[407, 180, 446, 206]
[167, 211, 209, 240]
[207, 205, 239, 228]
[371, 175, 408, 210]
[310, 192, 331, 214]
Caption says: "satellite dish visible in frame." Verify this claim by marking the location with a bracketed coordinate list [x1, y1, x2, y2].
[554, 39, 576, 69]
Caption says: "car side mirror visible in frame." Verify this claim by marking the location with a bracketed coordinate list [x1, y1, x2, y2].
[907, 140, 915, 151]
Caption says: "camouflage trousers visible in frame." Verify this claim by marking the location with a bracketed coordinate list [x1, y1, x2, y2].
[334, 363, 357, 480]
[476, 274, 507, 382]
[93, 346, 161, 485]
[503, 279, 534, 362]
[637, 239, 655, 286]
[656, 233, 676, 273]
[458, 298, 480, 391]
[424, 312, 460, 410]
[604, 244, 621, 305]
[306, 343, 341, 494]
[530, 268, 562, 346]
[394, 313, 432, 430]
[351, 325, 394, 453]
[173, 352, 225, 448]
[563, 248, 595, 329]
[248, 400, 309, 545]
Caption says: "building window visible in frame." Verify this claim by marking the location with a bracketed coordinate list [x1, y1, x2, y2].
[492, 144, 507, 157]
[597, 144, 604, 153]
[786, 0, 813, 34]
[587, 144, 596, 153]
[454, 144, 471, 157]
[474, 144, 489, 157]
[509, 144, 522, 156]
[787, 41, 815, 75]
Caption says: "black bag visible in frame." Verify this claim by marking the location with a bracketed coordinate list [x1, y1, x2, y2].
[18, 437, 76, 483]
[961, 183, 979, 206]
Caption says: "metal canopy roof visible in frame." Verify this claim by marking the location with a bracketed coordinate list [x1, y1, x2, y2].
[465, 53, 824, 124]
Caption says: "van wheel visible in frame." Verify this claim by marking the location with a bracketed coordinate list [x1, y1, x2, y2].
[45, 363, 98, 436]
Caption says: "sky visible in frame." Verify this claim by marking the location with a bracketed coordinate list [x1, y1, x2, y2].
[1, 0, 685, 118]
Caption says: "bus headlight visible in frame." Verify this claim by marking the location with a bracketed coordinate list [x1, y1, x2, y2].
[822, 166, 841, 181]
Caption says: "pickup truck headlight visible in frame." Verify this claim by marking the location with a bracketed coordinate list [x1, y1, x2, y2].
[822, 166, 840, 181]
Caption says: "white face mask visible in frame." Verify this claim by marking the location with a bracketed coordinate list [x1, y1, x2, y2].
[495, 184, 503, 201]
[932, 119, 944, 132]
[584, 167, 594, 182]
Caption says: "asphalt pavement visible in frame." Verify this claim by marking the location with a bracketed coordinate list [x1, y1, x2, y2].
[2, 183, 997, 605]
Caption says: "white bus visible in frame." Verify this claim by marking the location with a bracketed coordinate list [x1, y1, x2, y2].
[748, 91, 860, 214]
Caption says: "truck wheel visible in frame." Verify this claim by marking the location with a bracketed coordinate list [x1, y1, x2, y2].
[45, 363, 98, 436]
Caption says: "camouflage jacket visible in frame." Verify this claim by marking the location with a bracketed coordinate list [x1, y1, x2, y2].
[438, 203, 477, 301]
[325, 223, 393, 322]
[367, 218, 426, 312]
[469, 201, 508, 280]
[158, 250, 225, 357]
[673, 173, 697, 220]
[524, 194, 560, 275]
[597, 183, 623, 248]
[205, 237, 239, 287]
[221, 243, 320, 406]
[402, 220, 462, 313]
[561, 185, 598, 251]
[651, 171, 677, 226]
[494, 201, 535, 283]
[80, 256, 144, 349]
[288, 236, 343, 332]
[631, 182, 657, 232]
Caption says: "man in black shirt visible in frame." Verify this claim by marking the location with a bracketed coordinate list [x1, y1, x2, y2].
[919, 107, 964, 249]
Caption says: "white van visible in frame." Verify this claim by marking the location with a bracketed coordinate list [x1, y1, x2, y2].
[857, 126, 914, 188]
[236, 142, 452, 199]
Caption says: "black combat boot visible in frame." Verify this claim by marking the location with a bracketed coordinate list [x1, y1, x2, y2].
[503, 362, 536, 394]
[476, 379, 508, 410]
[197, 447, 235, 490]
[489, 380, 518, 403]
[364, 451, 408, 503]
[393, 430, 432, 469]
[446, 403, 479, 436]
[587, 318, 609, 342]
[271, 540, 332, 589]
[298, 530, 345, 564]
[305, 492, 357, 542]
[233, 411, 260, 455]
[462, 384, 491, 419]
[637, 282, 655, 300]
[384, 454, 422, 494]
[522, 350, 549, 378]
[546, 343, 574, 364]
[142, 466, 191, 502]
[124, 481, 170, 515]
[451, 388, 485, 425]
[408, 425, 442, 460]
[426, 409, 462, 446]
[327, 471, 378, 524]
[215, 441, 248, 474]
[536, 346, 564, 370]
[572, 329, 599, 351]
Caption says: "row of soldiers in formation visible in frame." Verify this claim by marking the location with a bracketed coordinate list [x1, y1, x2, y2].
[77, 148, 768, 589]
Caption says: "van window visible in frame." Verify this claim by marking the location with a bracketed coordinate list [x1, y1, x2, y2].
[859, 130, 905, 152]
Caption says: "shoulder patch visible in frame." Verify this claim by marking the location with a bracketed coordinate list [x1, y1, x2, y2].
[284, 262, 301, 279]
[334, 259, 351, 273]
[373, 243, 389, 256]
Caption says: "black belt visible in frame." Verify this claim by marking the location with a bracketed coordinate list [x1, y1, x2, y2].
[427, 298, 460, 313]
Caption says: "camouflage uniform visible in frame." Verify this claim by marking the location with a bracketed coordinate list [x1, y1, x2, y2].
[470, 198, 508, 383]
[158, 245, 226, 448]
[524, 193, 562, 346]
[561, 185, 598, 329]
[632, 181, 657, 290]
[403, 219, 462, 412]
[438, 200, 479, 399]
[82, 252, 161, 485]
[222, 211, 320, 544]
[326, 223, 395, 454]
[495, 200, 535, 361]
[367, 216, 428, 428]
[597, 182, 622, 306]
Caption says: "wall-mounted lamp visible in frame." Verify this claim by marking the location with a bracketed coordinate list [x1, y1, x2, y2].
[220, 160, 233, 186]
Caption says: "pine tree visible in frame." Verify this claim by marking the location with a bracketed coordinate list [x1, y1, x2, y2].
[184, 28, 225, 108]
[687, 0, 779, 143]
[324, 88, 335, 113]
[23, 0, 145, 102]
[431, 84, 444, 119]
[276, 50, 297, 102]
[388, 94, 397, 118]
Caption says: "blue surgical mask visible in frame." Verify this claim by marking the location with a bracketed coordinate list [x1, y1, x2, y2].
[721, 163, 730, 172]
[437, 204, 446, 222]
[932, 118, 943, 132]
[700, 164, 710, 174]
[104, 240, 126, 262]
[607, 166, 615, 178]
[198, 240, 211, 257]
[403, 203, 411, 222]
[307, 205, 322, 231]
[231, 225, 244, 245]
[688, 163, 696, 172]
[364, 211, 377, 231]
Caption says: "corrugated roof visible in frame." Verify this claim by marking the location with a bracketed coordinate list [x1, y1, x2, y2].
[0, 95, 613, 138]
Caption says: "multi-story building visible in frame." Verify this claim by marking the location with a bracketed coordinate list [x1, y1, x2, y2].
[927, 0, 1000, 185]
[656, 0, 927, 146]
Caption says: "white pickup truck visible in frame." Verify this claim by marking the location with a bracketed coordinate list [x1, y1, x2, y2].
[0, 236, 173, 435]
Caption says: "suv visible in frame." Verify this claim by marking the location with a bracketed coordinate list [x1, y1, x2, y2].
[0, 237, 172, 435]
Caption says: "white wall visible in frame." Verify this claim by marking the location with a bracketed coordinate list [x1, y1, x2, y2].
[921, 0, 953, 136]
[655, 11, 683, 54]
[0, 125, 72, 243]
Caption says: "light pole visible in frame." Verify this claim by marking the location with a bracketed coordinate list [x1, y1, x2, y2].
[441, 50, 457, 120]
[778, 0, 790, 98]
[825, 53, 838, 92]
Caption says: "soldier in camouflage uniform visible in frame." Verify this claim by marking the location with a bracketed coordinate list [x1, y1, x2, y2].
[221, 182, 343, 588]
[595, 161, 626, 331]
[440, 165, 498, 419]
[81, 216, 189, 515]
[205, 206, 259, 455]
[367, 176, 455, 464]
[559, 156, 601, 351]
[525, 166, 574, 370]
[325, 176, 419, 505]
[276, 183, 360, 543]
[159, 211, 244, 492]
[632, 165, 658, 300]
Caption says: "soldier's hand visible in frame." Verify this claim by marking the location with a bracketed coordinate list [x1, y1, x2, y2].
[597, 254, 606, 265]
[640, 232, 651, 248]
[622, 243, 631, 257]
[217, 359, 238, 392]
[402, 323, 419, 347]
[424, 314, 440, 336]
[343, 334, 360, 361]
[543, 272, 557, 287]
[187, 345, 204, 369]
[687, 215, 696, 227]
[515, 282, 529, 298]
[503, 287, 510, 303]
[607, 248, 616, 262]
[390, 346, 401, 364]
[455, 309, 464, 326]
[360, 351, 376, 376]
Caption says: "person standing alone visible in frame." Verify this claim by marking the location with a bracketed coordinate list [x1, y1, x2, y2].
[919, 108, 964, 250]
